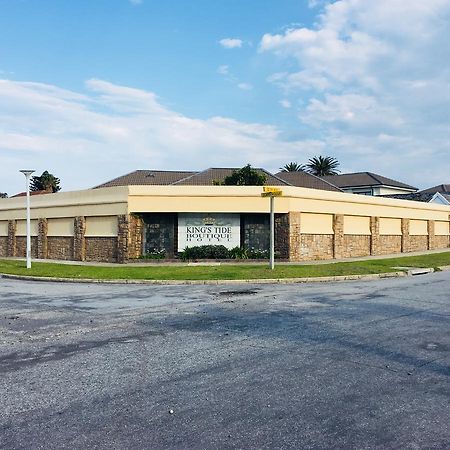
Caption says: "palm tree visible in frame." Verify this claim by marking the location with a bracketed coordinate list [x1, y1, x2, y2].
[30, 171, 61, 193]
[279, 162, 306, 172]
[305, 156, 340, 176]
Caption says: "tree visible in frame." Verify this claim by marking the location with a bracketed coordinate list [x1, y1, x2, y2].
[305, 156, 340, 176]
[223, 164, 266, 186]
[30, 171, 61, 193]
[279, 162, 306, 172]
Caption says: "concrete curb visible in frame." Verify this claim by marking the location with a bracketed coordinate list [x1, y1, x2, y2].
[0, 271, 409, 285]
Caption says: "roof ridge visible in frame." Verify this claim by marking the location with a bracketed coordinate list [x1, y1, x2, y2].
[171, 169, 205, 185]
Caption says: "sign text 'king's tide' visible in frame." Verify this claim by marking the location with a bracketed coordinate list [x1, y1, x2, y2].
[178, 213, 240, 251]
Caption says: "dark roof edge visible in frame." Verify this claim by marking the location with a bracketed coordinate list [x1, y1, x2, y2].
[92, 169, 139, 189]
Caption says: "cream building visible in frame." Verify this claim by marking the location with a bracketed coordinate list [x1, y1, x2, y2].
[0, 184, 449, 263]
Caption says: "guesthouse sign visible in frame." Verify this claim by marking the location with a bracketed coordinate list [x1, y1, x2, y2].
[177, 213, 240, 251]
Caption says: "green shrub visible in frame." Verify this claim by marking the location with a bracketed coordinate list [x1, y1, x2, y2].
[180, 245, 230, 261]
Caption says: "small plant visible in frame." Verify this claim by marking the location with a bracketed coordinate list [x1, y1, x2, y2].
[140, 249, 166, 260]
[229, 246, 249, 259]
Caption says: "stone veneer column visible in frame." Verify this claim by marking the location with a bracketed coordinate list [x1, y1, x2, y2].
[128, 214, 144, 259]
[333, 214, 344, 259]
[73, 216, 86, 261]
[401, 218, 410, 253]
[7, 220, 16, 257]
[370, 216, 380, 255]
[37, 218, 48, 259]
[275, 213, 290, 259]
[117, 215, 129, 264]
[288, 212, 301, 262]
[427, 220, 436, 250]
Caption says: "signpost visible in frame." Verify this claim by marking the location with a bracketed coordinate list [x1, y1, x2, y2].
[261, 187, 283, 269]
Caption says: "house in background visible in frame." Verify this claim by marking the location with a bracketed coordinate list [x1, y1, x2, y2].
[321, 172, 418, 196]
[382, 184, 450, 205]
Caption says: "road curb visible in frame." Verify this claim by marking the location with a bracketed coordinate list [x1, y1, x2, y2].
[0, 271, 410, 285]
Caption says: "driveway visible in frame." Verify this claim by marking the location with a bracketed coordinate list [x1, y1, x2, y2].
[0, 272, 449, 449]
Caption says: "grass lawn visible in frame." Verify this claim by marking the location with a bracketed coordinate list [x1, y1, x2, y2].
[0, 251, 449, 281]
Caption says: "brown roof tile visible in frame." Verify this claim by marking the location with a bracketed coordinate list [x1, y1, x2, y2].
[173, 168, 290, 186]
[275, 171, 342, 192]
[322, 172, 417, 191]
[419, 184, 450, 194]
[94, 170, 196, 188]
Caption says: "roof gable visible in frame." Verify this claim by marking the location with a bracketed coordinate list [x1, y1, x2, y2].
[322, 172, 417, 191]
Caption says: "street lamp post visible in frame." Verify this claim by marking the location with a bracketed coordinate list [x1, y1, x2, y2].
[19, 170, 35, 269]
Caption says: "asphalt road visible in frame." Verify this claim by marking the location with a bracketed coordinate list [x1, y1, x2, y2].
[0, 272, 450, 449]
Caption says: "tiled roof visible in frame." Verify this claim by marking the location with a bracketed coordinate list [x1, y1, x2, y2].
[381, 191, 450, 204]
[275, 171, 342, 192]
[419, 184, 450, 194]
[11, 190, 51, 197]
[381, 192, 436, 202]
[322, 172, 417, 191]
[93, 170, 196, 188]
[172, 168, 290, 186]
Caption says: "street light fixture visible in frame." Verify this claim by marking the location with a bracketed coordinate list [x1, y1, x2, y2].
[19, 170, 35, 269]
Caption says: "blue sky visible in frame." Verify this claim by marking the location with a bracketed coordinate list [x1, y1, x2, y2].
[1, 0, 450, 194]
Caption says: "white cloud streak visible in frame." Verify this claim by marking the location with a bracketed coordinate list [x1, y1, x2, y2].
[219, 38, 243, 49]
[260, 0, 450, 188]
[0, 78, 319, 195]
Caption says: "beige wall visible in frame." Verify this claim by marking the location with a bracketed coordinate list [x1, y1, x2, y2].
[16, 219, 39, 236]
[126, 186, 450, 222]
[85, 216, 118, 237]
[48, 218, 75, 237]
[0, 186, 128, 220]
[409, 219, 428, 236]
[344, 216, 371, 235]
[435, 221, 450, 236]
[0, 221, 8, 236]
[379, 218, 402, 236]
[301, 213, 333, 234]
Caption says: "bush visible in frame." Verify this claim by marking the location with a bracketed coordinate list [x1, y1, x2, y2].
[180, 245, 272, 261]
[180, 245, 230, 261]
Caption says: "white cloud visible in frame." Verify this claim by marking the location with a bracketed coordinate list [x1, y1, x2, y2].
[237, 83, 253, 91]
[259, 0, 450, 188]
[219, 38, 243, 49]
[217, 65, 229, 75]
[0, 78, 320, 195]
[279, 99, 291, 109]
[129, 0, 142, 5]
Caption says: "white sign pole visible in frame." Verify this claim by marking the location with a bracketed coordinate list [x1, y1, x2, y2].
[19, 170, 35, 269]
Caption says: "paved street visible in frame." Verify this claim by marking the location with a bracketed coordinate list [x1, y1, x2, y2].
[1, 273, 450, 449]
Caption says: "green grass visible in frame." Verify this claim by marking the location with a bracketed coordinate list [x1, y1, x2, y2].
[0, 251, 449, 281]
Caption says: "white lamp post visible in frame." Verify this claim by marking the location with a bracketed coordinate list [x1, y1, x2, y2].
[19, 170, 35, 269]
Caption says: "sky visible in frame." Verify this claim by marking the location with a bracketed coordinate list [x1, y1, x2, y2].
[1, 0, 450, 194]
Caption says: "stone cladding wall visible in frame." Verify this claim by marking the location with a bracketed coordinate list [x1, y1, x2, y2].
[47, 237, 74, 260]
[128, 214, 144, 259]
[408, 235, 429, 252]
[85, 237, 118, 262]
[434, 235, 449, 249]
[0, 237, 7, 256]
[378, 236, 402, 255]
[300, 235, 334, 261]
[341, 235, 371, 258]
[15, 236, 38, 258]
